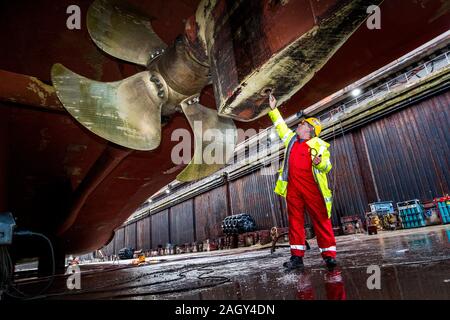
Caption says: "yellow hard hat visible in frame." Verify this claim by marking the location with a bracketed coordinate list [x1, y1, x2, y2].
[304, 117, 322, 137]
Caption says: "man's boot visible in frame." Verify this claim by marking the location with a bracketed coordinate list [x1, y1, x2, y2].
[283, 255, 304, 271]
[324, 257, 337, 271]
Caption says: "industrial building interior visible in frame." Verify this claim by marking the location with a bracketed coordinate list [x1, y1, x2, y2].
[0, 0, 449, 303]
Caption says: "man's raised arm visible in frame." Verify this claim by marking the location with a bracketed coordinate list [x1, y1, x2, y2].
[267, 94, 294, 147]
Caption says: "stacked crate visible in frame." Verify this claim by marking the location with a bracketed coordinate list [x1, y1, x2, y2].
[434, 196, 450, 224]
[341, 215, 364, 234]
[422, 200, 442, 226]
[369, 201, 394, 215]
[368, 201, 399, 230]
[397, 199, 426, 229]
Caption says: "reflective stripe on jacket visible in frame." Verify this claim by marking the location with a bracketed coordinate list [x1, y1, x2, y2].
[268, 107, 333, 218]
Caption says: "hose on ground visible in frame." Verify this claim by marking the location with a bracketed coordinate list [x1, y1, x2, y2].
[0, 246, 14, 298]
[4, 231, 55, 300]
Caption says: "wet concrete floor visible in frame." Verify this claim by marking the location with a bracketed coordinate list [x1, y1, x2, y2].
[16, 225, 450, 300]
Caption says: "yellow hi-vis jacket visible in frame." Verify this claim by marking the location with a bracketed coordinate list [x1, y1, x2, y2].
[268, 107, 333, 218]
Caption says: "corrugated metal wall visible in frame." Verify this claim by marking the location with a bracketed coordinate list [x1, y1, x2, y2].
[229, 169, 283, 229]
[170, 199, 195, 245]
[194, 185, 228, 241]
[114, 227, 125, 252]
[124, 222, 137, 249]
[137, 217, 151, 251]
[327, 133, 370, 225]
[151, 209, 169, 249]
[360, 92, 449, 202]
[103, 91, 449, 255]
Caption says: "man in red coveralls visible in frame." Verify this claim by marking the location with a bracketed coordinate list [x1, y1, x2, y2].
[268, 94, 337, 271]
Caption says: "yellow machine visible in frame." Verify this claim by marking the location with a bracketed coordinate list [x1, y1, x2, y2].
[132, 252, 147, 266]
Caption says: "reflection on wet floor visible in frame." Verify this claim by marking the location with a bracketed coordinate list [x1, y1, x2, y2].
[181, 260, 449, 300]
[14, 225, 450, 300]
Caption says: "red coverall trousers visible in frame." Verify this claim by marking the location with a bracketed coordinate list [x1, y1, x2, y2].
[296, 270, 346, 300]
[286, 139, 336, 259]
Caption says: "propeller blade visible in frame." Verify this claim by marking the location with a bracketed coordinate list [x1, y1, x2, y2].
[87, 0, 167, 66]
[51, 63, 166, 151]
[176, 98, 237, 182]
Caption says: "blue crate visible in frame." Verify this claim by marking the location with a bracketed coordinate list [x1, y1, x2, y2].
[369, 201, 394, 214]
[397, 199, 426, 229]
[435, 196, 450, 224]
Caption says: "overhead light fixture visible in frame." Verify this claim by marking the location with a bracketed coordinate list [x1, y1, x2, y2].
[165, 188, 170, 194]
[148, 199, 153, 203]
[351, 88, 362, 97]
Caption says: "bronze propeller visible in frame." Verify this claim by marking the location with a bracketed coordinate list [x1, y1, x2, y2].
[52, 0, 237, 182]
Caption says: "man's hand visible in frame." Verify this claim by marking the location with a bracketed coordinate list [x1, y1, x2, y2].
[269, 93, 277, 110]
[313, 155, 322, 166]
